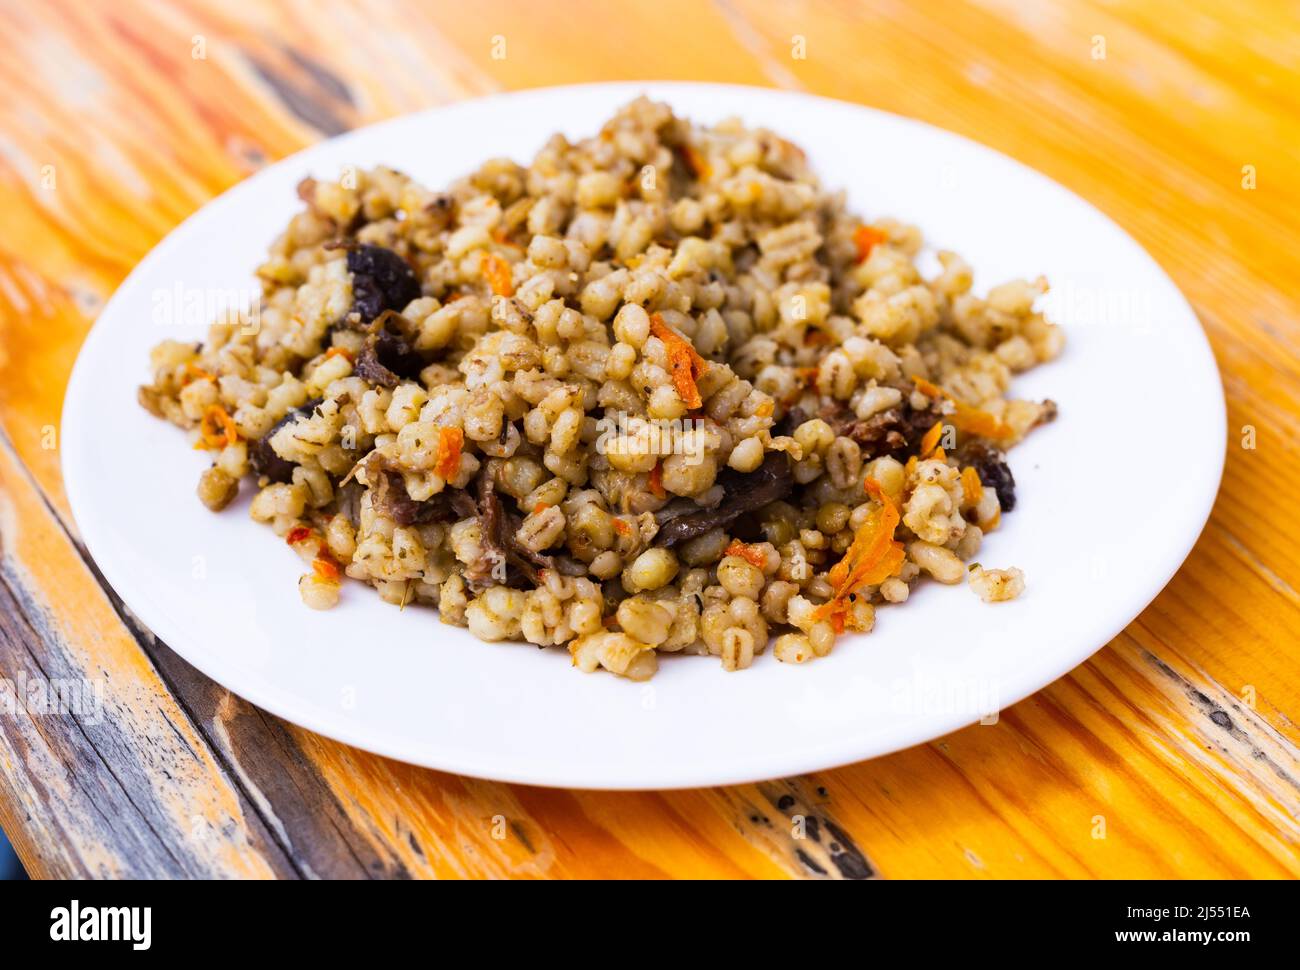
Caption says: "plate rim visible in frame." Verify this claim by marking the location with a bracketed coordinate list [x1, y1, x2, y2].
[61, 81, 1227, 789]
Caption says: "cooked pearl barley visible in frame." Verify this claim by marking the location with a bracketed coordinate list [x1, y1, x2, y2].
[760, 580, 799, 624]
[576, 171, 621, 208]
[855, 383, 902, 417]
[616, 596, 674, 646]
[299, 574, 340, 610]
[808, 621, 836, 657]
[816, 502, 851, 535]
[626, 548, 679, 592]
[527, 234, 568, 268]
[774, 632, 814, 664]
[825, 437, 861, 490]
[974, 488, 1002, 530]
[819, 349, 856, 399]
[721, 628, 756, 671]
[680, 527, 730, 566]
[661, 451, 716, 495]
[880, 577, 910, 603]
[612, 303, 651, 347]
[793, 418, 835, 455]
[139, 96, 1058, 680]
[969, 565, 1026, 602]
[904, 484, 961, 546]
[466, 586, 526, 640]
[727, 435, 765, 472]
[954, 524, 983, 561]
[516, 505, 566, 553]
[717, 555, 765, 600]
[197, 466, 238, 511]
[570, 630, 657, 679]
[605, 342, 637, 379]
[864, 455, 905, 502]
[908, 541, 965, 584]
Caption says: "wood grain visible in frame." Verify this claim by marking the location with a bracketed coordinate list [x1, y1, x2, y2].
[0, 0, 1296, 878]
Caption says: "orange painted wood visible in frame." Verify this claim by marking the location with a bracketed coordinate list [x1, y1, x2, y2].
[0, 0, 1296, 878]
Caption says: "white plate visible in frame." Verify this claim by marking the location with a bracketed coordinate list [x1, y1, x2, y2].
[63, 83, 1224, 789]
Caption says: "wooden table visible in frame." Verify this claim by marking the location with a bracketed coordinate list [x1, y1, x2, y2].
[0, 0, 1296, 879]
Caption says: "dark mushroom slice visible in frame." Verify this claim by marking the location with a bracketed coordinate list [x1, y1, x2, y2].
[336, 479, 364, 527]
[352, 347, 400, 388]
[346, 243, 421, 324]
[654, 452, 793, 548]
[250, 398, 323, 484]
[353, 314, 428, 388]
[956, 442, 1017, 512]
[464, 471, 553, 591]
[816, 398, 942, 460]
[770, 405, 807, 439]
[373, 471, 477, 527]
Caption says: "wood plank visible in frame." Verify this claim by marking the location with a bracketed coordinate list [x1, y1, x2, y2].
[0, 433, 293, 877]
[139, 635, 417, 879]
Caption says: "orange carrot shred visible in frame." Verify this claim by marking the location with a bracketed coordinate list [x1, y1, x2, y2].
[648, 461, 666, 499]
[312, 555, 340, 583]
[182, 362, 214, 385]
[853, 225, 887, 263]
[920, 421, 944, 458]
[324, 346, 354, 363]
[911, 376, 1015, 440]
[724, 539, 767, 569]
[961, 466, 983, 505]
[681, 144, 711, 180]
[612, 518, 632, 536]
[814, 478, 904, 625]
[286, 526, 313, 545]
[433, 427, 464, 481]
[194, 404, 238, 450]
[533, 503, 548, 516]
[491, 227, 524, 250]
[863, 476, 891, 506]
[912, 377, 945, 399]
[481, 252, 514, 297]
[649, 312, 708, 410]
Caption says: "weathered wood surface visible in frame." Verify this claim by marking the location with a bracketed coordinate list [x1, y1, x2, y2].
[0, 0, 1297, 878]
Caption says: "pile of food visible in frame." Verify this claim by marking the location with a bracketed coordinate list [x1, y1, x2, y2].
[139, 98, 1061, 680]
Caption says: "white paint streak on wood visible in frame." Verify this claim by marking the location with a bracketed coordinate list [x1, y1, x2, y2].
[208, 690, 321, 880]
[1134, 648, 1300, 851]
